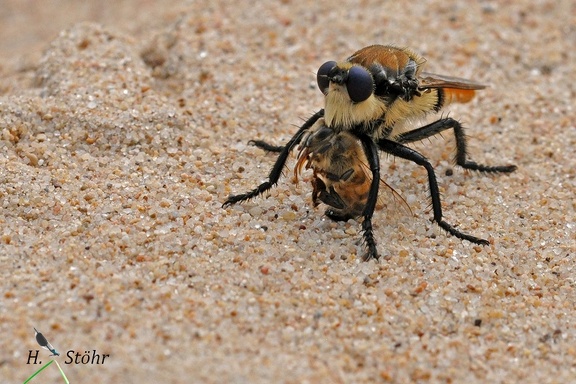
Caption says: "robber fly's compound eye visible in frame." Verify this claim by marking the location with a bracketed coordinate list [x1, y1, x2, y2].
[346, 66, 374, 103]
[317, 61, 337, 94]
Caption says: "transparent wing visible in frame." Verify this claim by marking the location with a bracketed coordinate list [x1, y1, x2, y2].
[419, 72, 486, 90]
[357, 161, 413, 216]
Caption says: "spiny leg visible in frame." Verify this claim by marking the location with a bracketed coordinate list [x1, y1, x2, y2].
[250, 113, 344, 154]
[249, 140, 284, 153]
[377, 138, 490, 246]
[222, 109, 324, 207]
[356, 134, 381, 261]
[395, 117, 517, 173]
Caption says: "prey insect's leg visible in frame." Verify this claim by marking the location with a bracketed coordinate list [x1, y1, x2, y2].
[222, 109, 324, 207]
[377, 138, 490, 246]
[395, 118, 517, 173]
[357, 134, 380, 261]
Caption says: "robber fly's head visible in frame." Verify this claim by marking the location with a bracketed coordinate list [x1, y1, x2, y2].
[316, 46, 423, 131]
[317, 62, 375, 104]
[316, 61, 383, 129]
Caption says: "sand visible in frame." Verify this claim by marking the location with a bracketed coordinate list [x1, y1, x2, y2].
[1, 0, 575, 382]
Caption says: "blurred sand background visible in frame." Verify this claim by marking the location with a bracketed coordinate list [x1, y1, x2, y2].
[1, 0, 575, 382]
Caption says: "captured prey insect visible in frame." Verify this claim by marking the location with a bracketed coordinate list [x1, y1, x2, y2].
[293, 122, 410, 222]
[34, 327, 60, 356]
[223, 45, 517, 260]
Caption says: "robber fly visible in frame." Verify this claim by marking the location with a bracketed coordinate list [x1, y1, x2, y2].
[294, 122, 409, 222]
[223, 45, 516, 260]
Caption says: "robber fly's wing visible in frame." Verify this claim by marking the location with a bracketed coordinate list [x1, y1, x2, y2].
[419, 72, 487, 104]
[419, 72, 487, 90]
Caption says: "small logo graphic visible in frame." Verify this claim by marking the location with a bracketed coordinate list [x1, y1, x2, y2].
[34, 328, 60, 357]
[24, 327, 69, 384]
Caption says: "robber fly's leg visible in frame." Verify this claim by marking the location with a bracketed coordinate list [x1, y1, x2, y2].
[395, 118, 517, 173]
[356, 134, 381, 261]
[222, 109, 324, 207]
[377, 138, 490, 246]
[249, 140, 284, 153]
